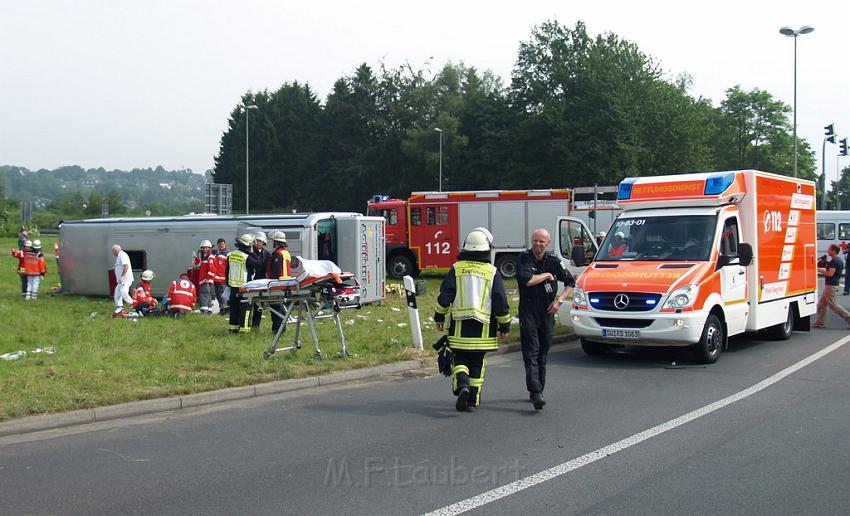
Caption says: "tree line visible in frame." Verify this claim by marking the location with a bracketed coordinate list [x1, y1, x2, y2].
[212, 20, 818, 214]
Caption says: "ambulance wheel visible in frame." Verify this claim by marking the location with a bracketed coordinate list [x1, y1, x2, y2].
[580, 338, 609, 356]
[694, 314, 723, 364]
[495, 254, 518, 279]
[388, 255, 414, 279]
[767, 304, 795, 341]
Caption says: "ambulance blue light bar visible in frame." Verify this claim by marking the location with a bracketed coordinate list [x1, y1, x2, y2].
[618, 179, 637, 201]
[704, 172, 735, 196]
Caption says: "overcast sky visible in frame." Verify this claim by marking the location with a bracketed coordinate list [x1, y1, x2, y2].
[1, 1, 847, 184]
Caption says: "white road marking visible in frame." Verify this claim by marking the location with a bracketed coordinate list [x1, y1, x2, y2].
[424, 335, 850, 516]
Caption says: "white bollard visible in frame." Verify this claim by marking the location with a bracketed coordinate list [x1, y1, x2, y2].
[403, 275, 424, 350]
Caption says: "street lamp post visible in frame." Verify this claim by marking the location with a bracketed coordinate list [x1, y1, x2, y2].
[434, 127, 443, 192]
[243, 104, 259, 214]
[779, 25, 814, 178]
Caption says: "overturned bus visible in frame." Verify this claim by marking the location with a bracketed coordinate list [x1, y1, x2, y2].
[58, 212, 386, 303]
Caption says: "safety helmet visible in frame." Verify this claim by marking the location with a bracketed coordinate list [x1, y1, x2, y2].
[141, 270, 155, 281]
[199, 239, 212, 248]
[463, 230, 491, 252]
[614, 231, 625, 239]
[472, 227, 494, 246]
[270, 230, 287, 245]
[597, 231, 606, 238]
[236, 233, 254, 247]
[254, 231, 267, 244]
[32, 239, 42, 249]
[24, 240, 32, 247]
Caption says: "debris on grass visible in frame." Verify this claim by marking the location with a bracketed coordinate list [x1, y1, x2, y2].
[390, 307, 401, 312]
[1, 351, 26, 361]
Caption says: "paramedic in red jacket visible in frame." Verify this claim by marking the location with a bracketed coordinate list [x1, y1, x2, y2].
[211, 238, 229, 313]
[11, 239, 31, 298]
[167, 272, 197, 318]
[24, 240, 47, 301]
[132, 269, 159, 316]
[195, 240, 215, 314]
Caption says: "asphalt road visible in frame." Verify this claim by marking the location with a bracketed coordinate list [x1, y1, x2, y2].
[2, 302, 850, 515]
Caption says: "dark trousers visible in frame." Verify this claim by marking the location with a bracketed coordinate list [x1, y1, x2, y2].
[251, 303, 263, 328]
[270, 303, 286, 333]
[451, 350, 487, 406]
[844, 258, 850, 294]
[19, 275, 27, 297]
[520, 313, 554, 394]
[228, 289, 251, 332]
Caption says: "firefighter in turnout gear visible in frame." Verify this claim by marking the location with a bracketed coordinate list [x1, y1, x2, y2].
[435, 229, 511, 412]
[23, 240, 47, 301]
[226, 233, 254, 333]
[266, 231, 292, 333]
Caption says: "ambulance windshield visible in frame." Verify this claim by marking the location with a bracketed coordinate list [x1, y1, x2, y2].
[597, 215, 716, 262]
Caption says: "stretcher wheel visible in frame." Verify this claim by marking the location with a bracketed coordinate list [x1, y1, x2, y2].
[335, 350, 353, 359]
[312, 352, 323, 361]
[295, 341, 303, 351]
[263, 351, 272, 360]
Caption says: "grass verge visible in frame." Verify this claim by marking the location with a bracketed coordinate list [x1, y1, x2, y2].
[1, 237, 568, 421]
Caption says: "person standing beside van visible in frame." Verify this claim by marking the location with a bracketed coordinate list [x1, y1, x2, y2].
[112, 244, 134, 316]
[814, 243, 850, 328]
[226, 234, 254, 333]
[23, 240, 47, 300]
[517, 228, 575, 410]
[211, 238, 229, 312]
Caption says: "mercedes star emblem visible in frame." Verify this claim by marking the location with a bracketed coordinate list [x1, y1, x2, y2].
[613, 293, 630, 310]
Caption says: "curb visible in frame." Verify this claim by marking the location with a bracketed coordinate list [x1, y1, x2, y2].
[0, 334, 576, 438]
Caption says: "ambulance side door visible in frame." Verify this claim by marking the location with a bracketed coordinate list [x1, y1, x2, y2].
[719, 215, 748, 336]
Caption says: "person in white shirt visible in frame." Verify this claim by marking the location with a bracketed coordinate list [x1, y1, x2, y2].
[112, 244, 134, 315]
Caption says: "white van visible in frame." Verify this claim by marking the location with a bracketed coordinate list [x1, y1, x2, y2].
[816, 210, 850, 256]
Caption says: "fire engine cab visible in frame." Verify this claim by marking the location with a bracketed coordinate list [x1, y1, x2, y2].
[567, 170, 817, 363]
[367, 189, 599, 280]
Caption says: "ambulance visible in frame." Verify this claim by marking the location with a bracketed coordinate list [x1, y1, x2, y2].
[568, 170, 817, 363]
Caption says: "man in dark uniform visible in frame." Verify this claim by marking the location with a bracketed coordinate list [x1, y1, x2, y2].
[517, 228, 575, 410]
[246, 231, 271, 329]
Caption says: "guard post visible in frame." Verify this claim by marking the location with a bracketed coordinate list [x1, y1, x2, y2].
[403, 275, 423, 350]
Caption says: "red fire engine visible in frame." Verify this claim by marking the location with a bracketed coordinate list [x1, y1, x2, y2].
[367, 189, 600, 279]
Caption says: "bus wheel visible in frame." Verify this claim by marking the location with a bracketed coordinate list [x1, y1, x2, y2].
[388, 255, 414, 279]
[580, 338, 609, 356]
[693, 314, 723, 364]
[767, 304, 795, 341]
[495, 254, 518, 279]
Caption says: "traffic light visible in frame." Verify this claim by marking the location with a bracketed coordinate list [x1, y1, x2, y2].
[825, 123, 835, 136]
[841, 138, 849, 157]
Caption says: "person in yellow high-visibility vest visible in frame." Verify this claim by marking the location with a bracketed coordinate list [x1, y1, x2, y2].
[226, 233, 254, 333]
[435, 229, 511, 412]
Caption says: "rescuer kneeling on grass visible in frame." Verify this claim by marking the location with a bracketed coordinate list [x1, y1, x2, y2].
[435, 229, 511, 413]
[167, 272, 197, 318]
[132, 269, 159, 316]
[227, 233, 254, 333]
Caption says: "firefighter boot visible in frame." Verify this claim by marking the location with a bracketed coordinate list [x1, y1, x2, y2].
[456, 386, 471, 412]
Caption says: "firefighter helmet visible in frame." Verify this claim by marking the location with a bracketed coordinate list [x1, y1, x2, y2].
[472, 227, 494, 245]
[32, 239, 42, 249]
[462, 230, 491, 252]
[236, 233, 254, 247]
[24, 240, 32, 248]
[254, 231, 267, 244]
[141, 270, 155, 281]
[199, 240, 212, 248]
[270, 230, 287, 245]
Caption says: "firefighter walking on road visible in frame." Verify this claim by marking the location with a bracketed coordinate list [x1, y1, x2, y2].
[227, 233, 254, 333]
[435, 229, 511, 412]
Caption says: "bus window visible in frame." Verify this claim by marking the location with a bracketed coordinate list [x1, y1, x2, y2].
[817, 223, 836, 240]
[839, 223, 850, 240]
[317, 218, 337, 263]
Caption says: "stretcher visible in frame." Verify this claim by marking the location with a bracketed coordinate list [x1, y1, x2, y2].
[240, 270, 361, 361]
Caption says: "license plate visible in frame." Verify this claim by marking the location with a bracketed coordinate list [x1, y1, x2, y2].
[602, 329, 640, 339]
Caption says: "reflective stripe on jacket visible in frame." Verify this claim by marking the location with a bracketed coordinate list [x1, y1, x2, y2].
[132, 283, 157, 308]
[227, 251, 249, 287]
[210, 254, 228, 282]
[23, 252, 46, 276]
[168, 279, 196, 311]
[451, 260, 496, 323]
